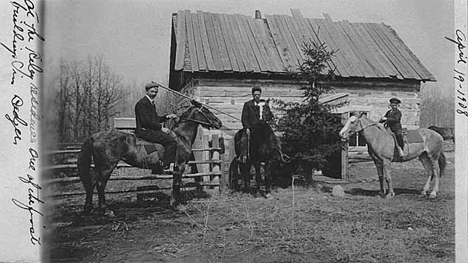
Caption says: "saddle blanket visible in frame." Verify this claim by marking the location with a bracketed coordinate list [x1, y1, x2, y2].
[403, 129, 424, 143]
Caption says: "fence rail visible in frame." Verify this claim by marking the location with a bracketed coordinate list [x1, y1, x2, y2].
[47, 121, 226, 198]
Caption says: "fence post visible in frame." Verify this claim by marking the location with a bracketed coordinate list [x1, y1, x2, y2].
[341, 113, 349, 180]
[221, 137, 236, 192]
[202, 134, 210, 182]
[211, 134, 220, 186]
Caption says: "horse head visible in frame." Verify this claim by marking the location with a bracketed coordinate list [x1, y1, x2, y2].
[339, 112, 370, 138]
[176, 100, 223, 129]
[259, 99, 274, 123]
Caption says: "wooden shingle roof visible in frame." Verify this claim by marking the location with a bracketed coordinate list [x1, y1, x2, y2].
[172, 10, 435, 81]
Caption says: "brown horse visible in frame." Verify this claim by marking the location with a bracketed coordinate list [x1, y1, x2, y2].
[77, 100, 222, 216]
[230, 99, 289, 198]
[339, 113, 446, 199]
[428, 126, 455, 144]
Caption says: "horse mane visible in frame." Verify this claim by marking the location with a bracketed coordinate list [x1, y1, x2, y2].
[359, 114, 386, 132]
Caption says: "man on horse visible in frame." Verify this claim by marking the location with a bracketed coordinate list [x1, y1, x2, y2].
[135, 82, 178, 173]
[379, 97, 407, 158]
[238, 85, 265, 162]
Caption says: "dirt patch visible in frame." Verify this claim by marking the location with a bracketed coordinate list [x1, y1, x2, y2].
[45, 152, 455, 263]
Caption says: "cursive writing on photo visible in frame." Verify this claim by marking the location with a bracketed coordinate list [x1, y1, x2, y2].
[5, 95, 28, 145]
[1, 0, 45, 84]
[11, 148, 44, 246]
[30, 83, 39, 143]
[11, 46, 43, 82]
[446, 29, 468, 117]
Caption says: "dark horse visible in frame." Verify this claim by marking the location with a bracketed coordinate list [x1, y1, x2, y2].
[339, 113, 446, 199]
[77, 100, 222, 216]
[230, 99, 289, 198]
[428, 126, 454, 144]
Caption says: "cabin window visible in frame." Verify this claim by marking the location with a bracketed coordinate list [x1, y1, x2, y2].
[347, 111, 368, 148]
[349, 133, 367, 147]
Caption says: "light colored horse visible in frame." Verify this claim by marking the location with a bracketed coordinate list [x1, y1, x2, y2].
[339, 113, 446, 198]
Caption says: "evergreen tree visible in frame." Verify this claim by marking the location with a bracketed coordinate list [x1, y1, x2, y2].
[274, 42, 343, 177]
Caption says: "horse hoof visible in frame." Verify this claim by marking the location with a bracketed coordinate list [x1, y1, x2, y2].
[170, 198, 179, 208]
[429, 193, 437, 199]
[104, 209, 116, 218]
[265, 193, 273, 199]
[385, 193, 395, 199]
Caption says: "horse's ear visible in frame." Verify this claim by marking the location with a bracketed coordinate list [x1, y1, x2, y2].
[190, 99, 203, 108]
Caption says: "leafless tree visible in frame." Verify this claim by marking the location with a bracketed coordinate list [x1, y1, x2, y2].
[54, 56, 124, 143]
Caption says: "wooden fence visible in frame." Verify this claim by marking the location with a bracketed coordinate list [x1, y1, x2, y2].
[45, 119, 227, 198]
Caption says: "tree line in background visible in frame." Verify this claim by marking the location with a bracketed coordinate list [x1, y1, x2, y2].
[53, 56, 179, 143]
[52, 55, 453, 147]
[419, 87, 454, 128]
[54, 56, 125, 143]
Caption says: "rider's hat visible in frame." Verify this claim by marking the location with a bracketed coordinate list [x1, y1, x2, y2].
[145, 81, 160, 91]
[389, 97, 401, 104]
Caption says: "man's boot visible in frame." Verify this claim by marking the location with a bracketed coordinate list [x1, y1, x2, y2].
[398, 146, 407, 159]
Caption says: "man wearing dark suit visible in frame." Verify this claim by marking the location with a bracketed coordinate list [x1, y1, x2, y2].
[135, 82, 177, 172]
[238, 86, 263, 162]
[379, 97, 406, 158]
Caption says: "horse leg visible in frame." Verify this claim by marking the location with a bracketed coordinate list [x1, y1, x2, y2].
[80, 173, 95, 214]
[240, 163, 251, 194]
[170, 164, 185, 207]
[429, 159, 440, 199]
[96, 163, 118, 217]
[383, 160, 395, 198]
[419, 153, 433, 197]
[373, 160, 385, 197]
[254, 162, 262, 197]
[77, 138, 96, 214]
[264, 161, 273, 198]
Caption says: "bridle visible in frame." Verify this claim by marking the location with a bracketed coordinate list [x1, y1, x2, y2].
[345, 117, 379, 137]
[183, 105, 217, 128]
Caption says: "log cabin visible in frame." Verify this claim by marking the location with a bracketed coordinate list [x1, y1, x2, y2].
[167, 9, 435, 166]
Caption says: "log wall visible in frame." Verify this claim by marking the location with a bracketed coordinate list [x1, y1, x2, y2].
[181, 77, 422, 177]
[182, 77, 422, 132]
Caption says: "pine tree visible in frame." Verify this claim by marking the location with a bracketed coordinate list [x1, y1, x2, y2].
[274, 41, 343, 178]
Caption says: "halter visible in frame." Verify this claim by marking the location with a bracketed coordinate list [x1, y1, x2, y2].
[342, 117, 380, 143]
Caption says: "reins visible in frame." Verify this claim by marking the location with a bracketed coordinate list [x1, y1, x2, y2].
[155, 82, 240, 121]
[183, 105, 216, 127]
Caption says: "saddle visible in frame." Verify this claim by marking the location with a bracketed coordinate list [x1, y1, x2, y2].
[387, 128, 424, 161]
[135, 138, 165, 155]
[403, 129, 424, 143]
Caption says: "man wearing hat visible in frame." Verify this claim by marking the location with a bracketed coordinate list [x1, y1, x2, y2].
[238, 85, 263, 162]
[379, 97, 406, 158]
[135, 82, 177, 172]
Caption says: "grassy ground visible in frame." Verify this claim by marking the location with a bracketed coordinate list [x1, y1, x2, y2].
[45, 150, 455, 263]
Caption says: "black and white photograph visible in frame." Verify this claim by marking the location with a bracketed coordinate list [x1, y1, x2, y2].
[0, 0, 466, 262]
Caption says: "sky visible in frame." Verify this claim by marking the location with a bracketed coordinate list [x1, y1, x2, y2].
[43, 0, 454, 95]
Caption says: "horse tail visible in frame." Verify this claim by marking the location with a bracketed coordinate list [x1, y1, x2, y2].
[438, 151, 446, 178]
[78, 137, 94, 187]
